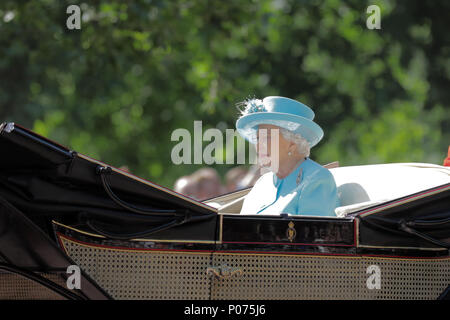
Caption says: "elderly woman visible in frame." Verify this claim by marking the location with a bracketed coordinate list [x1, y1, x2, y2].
[236, 96, 340, 216]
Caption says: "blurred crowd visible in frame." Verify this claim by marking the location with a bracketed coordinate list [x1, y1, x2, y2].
[173, 166, 262, 201]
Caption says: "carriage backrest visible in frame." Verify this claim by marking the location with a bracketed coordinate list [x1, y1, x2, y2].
[330, 163, 450, 216]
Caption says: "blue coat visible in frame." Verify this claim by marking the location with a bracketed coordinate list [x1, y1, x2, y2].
[240, 158, 340, 216]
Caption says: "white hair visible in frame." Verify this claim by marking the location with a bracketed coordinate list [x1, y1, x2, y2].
[279, 128, 311, 157]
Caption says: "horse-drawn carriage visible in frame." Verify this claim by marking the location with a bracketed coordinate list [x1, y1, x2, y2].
[0, 122, 449, 300]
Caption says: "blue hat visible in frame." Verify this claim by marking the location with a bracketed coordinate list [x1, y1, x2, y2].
[235, 96, 324, 147]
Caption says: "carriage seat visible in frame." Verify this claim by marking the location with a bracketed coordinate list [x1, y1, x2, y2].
[330, 163, 450, 217]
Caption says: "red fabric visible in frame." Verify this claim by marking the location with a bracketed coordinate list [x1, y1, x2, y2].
[444, 146, 450, 167]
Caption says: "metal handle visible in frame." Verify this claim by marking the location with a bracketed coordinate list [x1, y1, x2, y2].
[206, 264, 244, 280]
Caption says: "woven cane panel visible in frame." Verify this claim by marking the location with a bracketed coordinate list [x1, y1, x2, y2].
[0, 272, 66, 300]
[360, 257, 450, 300]
[210, 254, 450, 300]
[60, 237, 212, 300]
[210, 254, 360, 300]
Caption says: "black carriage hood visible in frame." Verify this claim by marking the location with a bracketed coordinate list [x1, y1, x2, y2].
[353, 183, 450, 250]
[0, 122, 217, 240]
[345, 165, 450, 250]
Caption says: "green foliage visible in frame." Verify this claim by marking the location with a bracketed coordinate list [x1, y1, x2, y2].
[0, 0, 449, 188]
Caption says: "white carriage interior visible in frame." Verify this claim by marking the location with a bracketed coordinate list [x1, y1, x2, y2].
[206, 163, 450, 216]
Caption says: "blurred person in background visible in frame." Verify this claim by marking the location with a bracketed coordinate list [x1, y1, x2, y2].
[191, 168, 224, 200]
[225, 166, 248, 192]
[174, 175, 199, 200]
[238, 164, 263, 189]
[174, 168, 224, 201]
[444, 146, 450, 167]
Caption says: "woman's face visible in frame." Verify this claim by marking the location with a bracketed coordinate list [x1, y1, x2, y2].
[256, 124, 292, 172]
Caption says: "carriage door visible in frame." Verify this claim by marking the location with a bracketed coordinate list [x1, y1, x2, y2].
[209, 214, 359, 300]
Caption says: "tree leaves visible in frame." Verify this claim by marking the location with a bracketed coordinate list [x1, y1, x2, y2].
[0, 0, 448, 188]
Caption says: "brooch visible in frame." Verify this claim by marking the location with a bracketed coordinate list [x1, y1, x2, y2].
[296, 168, 303, 185]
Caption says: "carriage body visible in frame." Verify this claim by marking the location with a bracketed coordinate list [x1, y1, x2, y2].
[0, 122, 449, 300]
